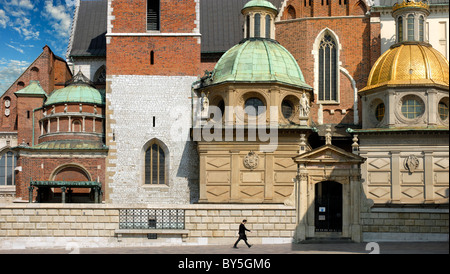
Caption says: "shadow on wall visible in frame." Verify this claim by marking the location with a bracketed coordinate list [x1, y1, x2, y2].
[176, 140, 199, 204]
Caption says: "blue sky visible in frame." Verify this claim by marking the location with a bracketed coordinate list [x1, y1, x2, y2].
[0, 0, 76, 95]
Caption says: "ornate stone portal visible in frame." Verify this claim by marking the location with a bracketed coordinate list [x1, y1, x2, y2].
[292, 144, 365, 242]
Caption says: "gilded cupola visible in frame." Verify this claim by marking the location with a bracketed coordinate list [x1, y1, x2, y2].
[359, 0, 449, 129]
[360, 0, 449, 92]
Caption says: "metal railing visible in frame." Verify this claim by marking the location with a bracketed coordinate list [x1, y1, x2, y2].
[119, 209, 185, 230]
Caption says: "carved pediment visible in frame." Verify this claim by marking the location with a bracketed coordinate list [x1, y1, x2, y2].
[292, 144, 365, 165]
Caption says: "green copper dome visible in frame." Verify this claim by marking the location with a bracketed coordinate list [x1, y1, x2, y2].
[210, 38, 311, 90]
[44, 71, 104, 106]
[14, 81, 47, 98]
[242, 0, 277, 13]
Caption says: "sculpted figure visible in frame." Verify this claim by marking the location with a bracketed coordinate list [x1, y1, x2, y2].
[299, 93, 310, 117]
[200, 92, 209, 119]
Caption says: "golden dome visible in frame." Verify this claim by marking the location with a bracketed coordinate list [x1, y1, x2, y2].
[361, 42, 449, 92]
[392, 0, 429, 13]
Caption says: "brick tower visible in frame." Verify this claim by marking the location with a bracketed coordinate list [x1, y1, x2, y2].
[105, 0, 201, 204]
[276, 0, 381, 139]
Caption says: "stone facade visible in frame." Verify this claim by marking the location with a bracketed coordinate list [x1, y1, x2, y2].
[1, 203, 447, 249]
[362, 208, 449, 242]
[0, 203, 296, 248]
[0, 0, 448, 247]
[105, 75, 199, 204]
[105, 0, 201, 204]
[358, 132, 449, 205]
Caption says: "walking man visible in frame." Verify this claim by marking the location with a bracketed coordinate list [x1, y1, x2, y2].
[233, 219, 252, 248]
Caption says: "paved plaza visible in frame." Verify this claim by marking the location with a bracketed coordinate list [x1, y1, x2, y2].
[0, 241, 447, 254]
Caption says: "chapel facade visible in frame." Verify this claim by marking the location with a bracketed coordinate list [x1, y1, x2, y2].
[0, 0, 448, 244]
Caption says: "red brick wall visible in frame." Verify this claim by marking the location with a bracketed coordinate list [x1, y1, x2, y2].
[53, 166, 90, 181]
[0, 46, 72, 133]
[16, 96, 45, 146]
[283, 0, 367, 18]
[110, 0, 197, 33]
[276, 11, 379, 125]
[15, 156, 106, 200]
[108, 0, 200, 76]
[107, 36, 200, 76]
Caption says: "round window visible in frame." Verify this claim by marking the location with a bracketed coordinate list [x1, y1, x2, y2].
[375, 103, 385, 122]
[245, 98, 265, 116]
[439, 100, 449, 121]
[281, 100, 293, 119]
[401, 96, 424, 119]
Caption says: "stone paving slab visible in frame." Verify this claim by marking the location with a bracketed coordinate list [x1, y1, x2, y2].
[0, 242, 447, 254]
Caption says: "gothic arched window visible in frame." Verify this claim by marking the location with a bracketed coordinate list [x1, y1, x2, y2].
[145, 141, 166, 185]
[318, 34, 338, 102]
[94, 66, 106, 84]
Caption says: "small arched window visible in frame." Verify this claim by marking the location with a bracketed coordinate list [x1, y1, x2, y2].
[94, 66, 106, 84]
[145, 142, 166, 185]
[318, 34, 338, 102]
[72, 120, 82, 132]
[0, 151, 17, 186]
[407, 14, 415, 41]
[419, 16, 424, 42]
[265, 15, 271, 38]
[254, 14, 261, 38]
[246, 15, 251, 38]
[150, 51, 155, 65]
[287, 5, 296, 19]
[397, 16, 403, 42]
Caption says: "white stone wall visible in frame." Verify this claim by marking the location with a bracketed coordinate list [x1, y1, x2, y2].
[69, 57, 106, 82]
[378, 6, 449, 59]
[106, 75, 199, 204]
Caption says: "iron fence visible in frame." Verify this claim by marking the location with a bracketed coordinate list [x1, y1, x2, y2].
[119, 209, 185, 230]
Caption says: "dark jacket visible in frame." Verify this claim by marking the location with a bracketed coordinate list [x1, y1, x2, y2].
[239, 223, 250, 235]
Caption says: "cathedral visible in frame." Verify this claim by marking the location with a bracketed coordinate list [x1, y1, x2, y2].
[0, 0, 448, 245]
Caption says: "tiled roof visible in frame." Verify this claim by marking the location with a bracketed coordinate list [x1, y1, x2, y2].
[69, 0, 107, 57]
[68, 0, 284, 57]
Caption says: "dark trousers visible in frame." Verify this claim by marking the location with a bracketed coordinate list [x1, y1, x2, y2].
[234, 233, 250, 247]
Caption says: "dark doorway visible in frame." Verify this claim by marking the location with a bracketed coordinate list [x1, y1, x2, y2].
[315, 181, 342, 232]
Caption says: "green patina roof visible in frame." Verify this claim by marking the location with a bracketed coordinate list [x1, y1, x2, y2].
[210, 38, 311, 90]
[45, 85, 104, 106]
[14, 81, 47, 97]
[30, 181, 101, 188]
[44, 71, 104, 106]
[242, 0, 277, 13]
[347, 126, 449, 133]
[30, 139, 107, 150]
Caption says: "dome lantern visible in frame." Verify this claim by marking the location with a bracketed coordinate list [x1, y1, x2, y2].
[242, 0, 278, 40]
[392, 0, 430, 43]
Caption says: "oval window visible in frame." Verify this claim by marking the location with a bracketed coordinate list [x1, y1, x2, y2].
[438, 100, 449, 121]
[401, 96, 424, 119]
[245, 98, 265, 116]
[282, 100, 294, 119]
